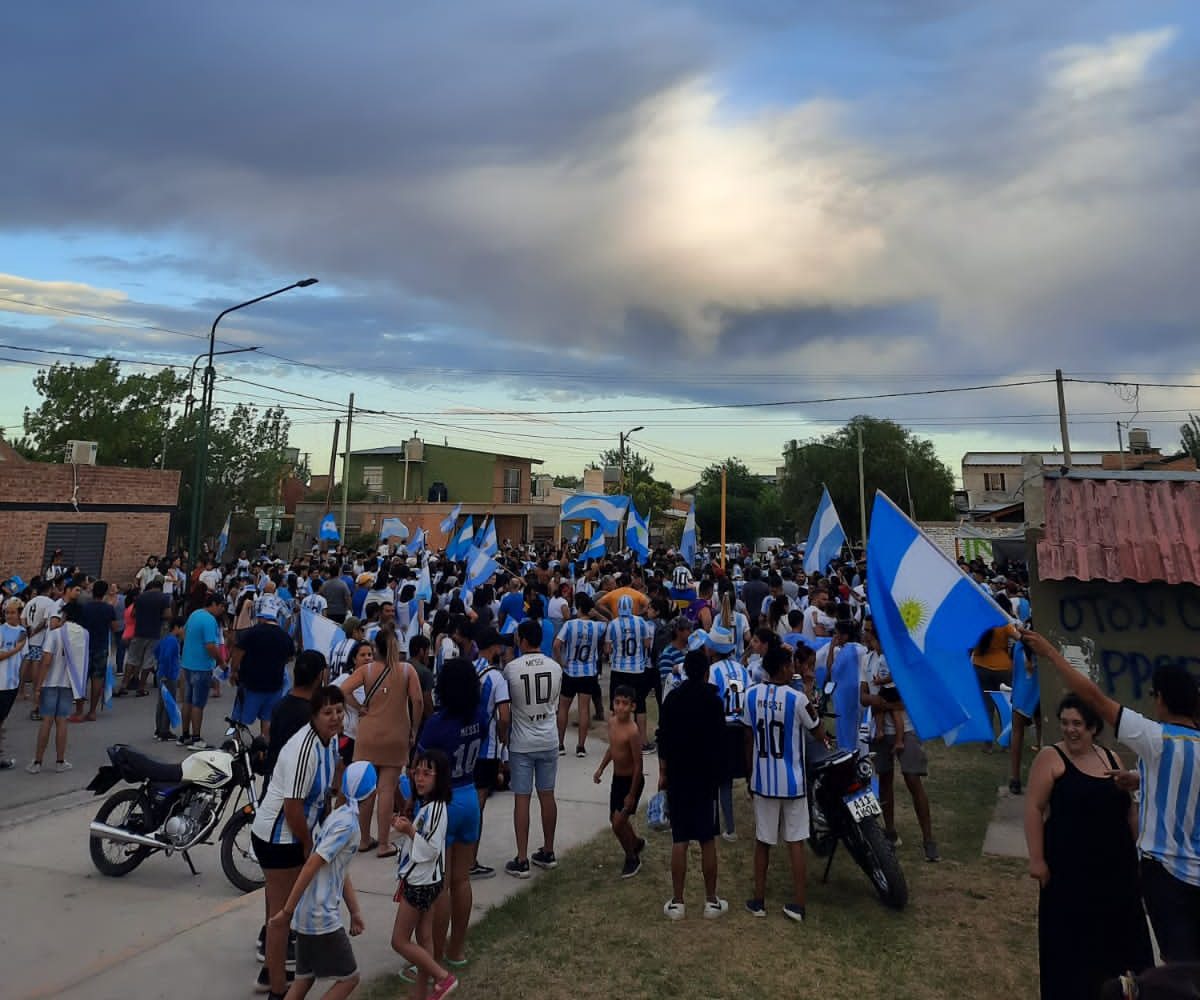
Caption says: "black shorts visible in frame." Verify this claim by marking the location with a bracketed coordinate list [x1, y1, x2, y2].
[719, 725, 746, 781]
[666, 788, 719, 845]
[294, 928, 358, 982]
[561, 674, 601, 701]
[251, 832, 305, 870]
[610, 670, 652, 714]
[88, 647, 109, 680]
[610, 773, 645, 817]
[402, 879, 443, 912]
[474, 757, 500, 791]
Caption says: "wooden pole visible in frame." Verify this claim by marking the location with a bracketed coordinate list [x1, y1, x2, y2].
[720, 464, 727, 569]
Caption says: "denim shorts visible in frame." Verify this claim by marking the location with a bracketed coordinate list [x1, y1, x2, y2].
[39, 685, 74, 718]
[183, 669, 211, 708]
[446, 783, 482, 845]
[508, 747, 558, 796]
[233, 687, 282, 724]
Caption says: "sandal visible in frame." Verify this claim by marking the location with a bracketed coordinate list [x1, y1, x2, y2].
[377, 845, 398, 859]
[29, 709, 41, 721]
[445, 956, 469, 969]
[357, 838, 379, 854]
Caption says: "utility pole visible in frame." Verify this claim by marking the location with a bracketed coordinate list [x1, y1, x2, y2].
[618, 425, 644, 497]
[340, 394, 354, 541]
[1117, 422, 1126, 471]
[1055, 368, 1073, 468]
[324, 419, 340, 511]
[720, 463, 727, 570]
[857, 426, 868, 546]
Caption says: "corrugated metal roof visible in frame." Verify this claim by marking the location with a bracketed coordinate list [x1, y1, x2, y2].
[1037, 476, 1200, 584]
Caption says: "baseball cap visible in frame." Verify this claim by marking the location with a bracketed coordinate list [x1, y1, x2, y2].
[342, 761, 378, 803]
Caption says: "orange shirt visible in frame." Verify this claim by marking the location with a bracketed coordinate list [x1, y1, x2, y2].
[972, 623, 1019, 671]
[595, 587, 650, 617]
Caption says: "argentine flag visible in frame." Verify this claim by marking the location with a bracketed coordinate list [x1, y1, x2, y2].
[989, 690, 1014, 749]
[679, 503, 697, 566]
[439, 503, 462, 537]
[216, 512, 231, 561]
[625, 505, 650, 561]
[465, 545, 500, 590]
[415, 557, 433, 601]
[405, 527, 426, 555]
[560, 493, 630, 534]
[479, 517, 499, 558]
[318, 512, 340, 542]
[448, 516, 474, 560]
[379, 517, 408, 541]
[578, 528, 606, 564]
[804, 486, 847, 574]
[865, 491, 1005, 742]
[160, 682, 183, 731]
[301, 607, 341, 660]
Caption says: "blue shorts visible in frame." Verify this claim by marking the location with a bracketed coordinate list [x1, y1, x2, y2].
[446, 783, 481, 845]
[39, 685, 74, 718]
[233, 687, 282, 724]
[509, 748, 558, 796]
[183, 670, 211, 709]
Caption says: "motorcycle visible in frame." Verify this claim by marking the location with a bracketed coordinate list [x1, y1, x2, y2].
[807, 683, 908, 910]
[86, 717, 268, 893]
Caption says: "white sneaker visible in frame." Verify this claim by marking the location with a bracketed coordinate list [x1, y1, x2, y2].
[55, 760, 73, 773]
[663, 900, 685, 921]
[25, 761, 41, 774]
[702, 897, 729, 919]
[721, 831, 737, 842]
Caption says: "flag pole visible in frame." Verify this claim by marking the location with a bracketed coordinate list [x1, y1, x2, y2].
[720, 464, 727, 570]
[857, 426, 868, 548]
[340, 393, 354, 547]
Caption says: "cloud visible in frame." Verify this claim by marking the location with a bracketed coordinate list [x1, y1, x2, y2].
[0, 273, 128, 317]
[1047, 27, 1177, 100]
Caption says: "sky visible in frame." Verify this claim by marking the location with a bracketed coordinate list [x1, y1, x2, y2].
[2, 1, 1199, 491]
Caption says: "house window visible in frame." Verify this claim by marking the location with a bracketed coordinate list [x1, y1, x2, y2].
[503, 467, 520, 504]
[983, 472, 1007, 492]
[362, 466, 384, 491]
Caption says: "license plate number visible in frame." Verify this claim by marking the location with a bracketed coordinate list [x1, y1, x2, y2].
[845, 790, 881, 822]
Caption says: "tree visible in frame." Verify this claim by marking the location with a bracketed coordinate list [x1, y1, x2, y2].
[552, 474, 582, 489]
[1181, 415, 1200, 462]
[781, 415, 954, 543]
[599, 448, 674, 518]
[694, 458, 779, 545]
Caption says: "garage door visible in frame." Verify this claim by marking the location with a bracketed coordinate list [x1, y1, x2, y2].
[42, 523, 107, 578]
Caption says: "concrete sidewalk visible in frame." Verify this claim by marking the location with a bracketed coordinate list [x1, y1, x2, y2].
[6, 730, 639, 1000]
[982, 783, 1028, 860]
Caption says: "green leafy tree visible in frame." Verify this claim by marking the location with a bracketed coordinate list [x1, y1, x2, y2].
[694, 458, 778, 545]
[552, 474, 582, 489]
[1181, 415, 1200, 461]
[599, 448, 674, 518]
[781, 415, 954, 542]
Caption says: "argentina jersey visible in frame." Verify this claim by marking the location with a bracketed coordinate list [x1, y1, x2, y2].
[709, 658, 751, 724]
[741, 683, 819, 798]
[476, 658, 510, 760]
[1, 622, 25, 689]
[556, 619, 605, 678]
[606, 615, 651, 674]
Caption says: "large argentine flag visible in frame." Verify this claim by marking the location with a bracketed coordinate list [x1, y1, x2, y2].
[578, 529, 606, 564]
[625, 505, 649, 561]
[804, 486, 846, 574]
[465, 545, 500, 590]
[439, 503, 462, 537]
[866, 491, 1006, 742]
[415, 557, 433, 601]
[560, 493, 630, 534]
[379, 517, 408, 541]
[405, 528, 426, 555]
[679, 503, 697, 565]
[479, 517, 499, 558]
[448, 516, 474, 560]
[301, 607, 341, 660]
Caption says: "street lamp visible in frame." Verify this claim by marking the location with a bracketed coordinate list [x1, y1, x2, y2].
[618, 425, 644, 496]
[188, 279, 318, 563]
[184, 346, 261, 420]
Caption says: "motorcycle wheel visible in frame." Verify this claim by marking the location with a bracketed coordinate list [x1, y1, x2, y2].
[219, 809, 264, 894]
[848, 817, 908, 910]
[90, 788, 154, 877]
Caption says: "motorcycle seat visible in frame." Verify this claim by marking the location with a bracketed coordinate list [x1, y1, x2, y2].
[108, 744, 184, 785]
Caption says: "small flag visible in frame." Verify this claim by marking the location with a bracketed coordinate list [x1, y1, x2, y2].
[439, 503, 463, 537]
[318, 513, 340, 542]
[579, 529, 606, 564]
[679, 503, 697, 566]
[217, 512, 231, 561]
[103, 659, 115, 710]
[989, 690, 1013, 749]
[804, 486, 847, 574]
[500, 615, 518, 636]
[405, 527, 426, 555]
[479, 517, 499, 558]
[465, 545, 500, 590]
[559, 493, 630, 534]
[473, 516, 490, 549]
[379, 517, 409, 541]
[301, 607, 341, 659]
[448, 516, 474, 560]
[161, 682, 183, 730]
[625, 505, 649, 561]
[415, 558, 433, 601]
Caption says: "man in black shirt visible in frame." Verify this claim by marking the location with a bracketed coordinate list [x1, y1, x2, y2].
[230, 609, 295, 741]
[78, 581, 120, 719]
[120, 578, 171, 696]
[264, 650, 326, 779]
[740, 566, 770, 625]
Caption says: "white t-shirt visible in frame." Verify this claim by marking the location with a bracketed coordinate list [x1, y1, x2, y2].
[547, 596, 569, 624]
[199, 569, 222, 592]
[859, 650, 912, 735]
[40, 626, 72, 688]
[252, 725, 338, 846]
[503, 651, 562, 753]
[301, 593, 328, 617]
[802, 605, 834, 640]
[23, 595, 57, 646]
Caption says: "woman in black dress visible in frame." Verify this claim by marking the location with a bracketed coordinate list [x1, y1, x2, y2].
[1025, 694, 1154, 999]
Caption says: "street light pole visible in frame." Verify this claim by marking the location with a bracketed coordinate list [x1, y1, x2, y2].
[184, 346, 262, 420]
[618, 425, 644, 497]
[188, 279, 317, 564]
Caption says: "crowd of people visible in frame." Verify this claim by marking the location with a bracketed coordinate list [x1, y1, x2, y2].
[2, 532, 1196, 1000]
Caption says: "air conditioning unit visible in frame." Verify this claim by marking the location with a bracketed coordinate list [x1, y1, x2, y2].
[66, 440, 98, 465]
[1127, 427, 1151, 454]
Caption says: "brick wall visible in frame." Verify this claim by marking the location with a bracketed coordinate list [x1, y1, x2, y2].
[0, 463, 180, 584]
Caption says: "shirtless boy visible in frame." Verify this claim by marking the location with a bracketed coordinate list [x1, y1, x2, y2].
[593, 685, 646, 878]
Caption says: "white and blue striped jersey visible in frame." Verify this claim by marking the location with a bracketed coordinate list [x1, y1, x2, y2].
[1118, 707, 1200, 886]
[252, 724, 338, 846]
[300, 592, 327, 617]
[605, 615, 652, 674]
[709, 658, 752, 725]
[291, 803, 360, 935]
[740, 683, 820, 798]
[556, 619, 606, 678]
[0, 623, 26, 690]
[476, 657, 511, 760]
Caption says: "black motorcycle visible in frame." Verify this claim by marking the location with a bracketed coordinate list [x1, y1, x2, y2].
[86, 718, 267, 893]
[807, 684, 908, 909]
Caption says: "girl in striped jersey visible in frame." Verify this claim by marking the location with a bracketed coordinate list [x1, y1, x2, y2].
[391, 749, 457, 1000]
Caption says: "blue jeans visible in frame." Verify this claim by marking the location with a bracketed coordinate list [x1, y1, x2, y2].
[509, 747, 558, 795]
[183, 669, 211, 709]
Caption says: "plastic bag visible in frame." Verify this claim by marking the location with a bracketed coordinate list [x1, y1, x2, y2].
[646, 790, 671, 832]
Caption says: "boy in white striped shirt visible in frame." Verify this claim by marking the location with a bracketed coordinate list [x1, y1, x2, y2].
[270, 761, 375, 1000]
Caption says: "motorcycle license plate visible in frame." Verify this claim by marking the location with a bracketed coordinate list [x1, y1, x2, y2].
[845, 790, 882, 822]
